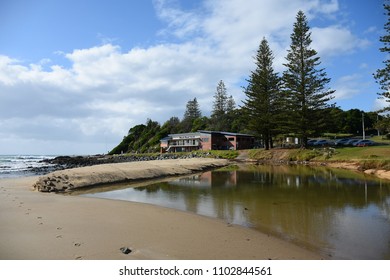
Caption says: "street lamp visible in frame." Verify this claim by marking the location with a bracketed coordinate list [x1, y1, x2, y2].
[362, 112, 366, 140]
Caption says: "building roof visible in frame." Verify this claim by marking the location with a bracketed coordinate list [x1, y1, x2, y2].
[160, 130, 254, 142]
[168, 132, 201, 139]
[198, 130, 254, 137]
[159, 136, 171, 142]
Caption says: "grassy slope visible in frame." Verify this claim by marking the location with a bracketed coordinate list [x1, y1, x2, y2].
[112, 140, 389, 170]
[247, 145, 390, 170]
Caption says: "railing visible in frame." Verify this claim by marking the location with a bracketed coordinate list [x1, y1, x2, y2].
[168, 143, 199, 147]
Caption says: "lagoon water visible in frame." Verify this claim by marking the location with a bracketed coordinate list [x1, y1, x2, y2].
[84, 164, 390, 259]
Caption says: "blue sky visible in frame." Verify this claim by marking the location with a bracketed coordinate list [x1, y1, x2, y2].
[0, 0, 388, 155]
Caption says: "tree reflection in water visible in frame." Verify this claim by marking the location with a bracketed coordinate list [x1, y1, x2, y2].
[87, 165, 390, 259]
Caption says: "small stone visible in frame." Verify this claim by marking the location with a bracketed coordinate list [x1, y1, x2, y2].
[120, 247, 132, 254]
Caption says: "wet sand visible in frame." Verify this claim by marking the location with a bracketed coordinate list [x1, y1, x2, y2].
[0, 159, 324, 260]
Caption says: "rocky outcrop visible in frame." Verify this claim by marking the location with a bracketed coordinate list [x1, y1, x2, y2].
[33, 158, 229, 193]
[34, 153, 214, 175]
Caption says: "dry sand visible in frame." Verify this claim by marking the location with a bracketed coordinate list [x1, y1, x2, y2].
[0, 158, 324, 260]
[33, 158, 229, 192]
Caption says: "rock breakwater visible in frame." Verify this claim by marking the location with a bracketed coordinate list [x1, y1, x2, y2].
[32, 153, 212, 175]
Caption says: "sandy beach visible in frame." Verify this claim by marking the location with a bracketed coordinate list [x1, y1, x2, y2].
[0, 158, 324, 260]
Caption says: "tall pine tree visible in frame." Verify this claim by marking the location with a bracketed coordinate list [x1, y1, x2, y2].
[243, 38, 282, 150]
[210, 80, 228, 131]
[181, 98, 202, 131]
[210, 80, 237, 132]
[282, 11, 334, 148]
[374, 1, 390, 112]
[212, 80, 228, 118]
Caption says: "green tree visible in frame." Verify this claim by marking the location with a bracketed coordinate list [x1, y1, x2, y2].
[212, 80, 228, 118]
[342, 109, 364, 135]
[243, 37, 282, 150]
[191, 116, 209, 132]
[374, 1, 390, 112]
[226, 95, 236, 113]
[184, 97, 201, 119]
[210, 80, 232, 131]
[181, 98, 202, 131]
[108, 119, 162, 154]
[224, 95, 236, 132]
[282, 11, 335, 148]
[161, 116, 181, 134]
[319, 106, 345, 135]
[374, 114, 390, 136]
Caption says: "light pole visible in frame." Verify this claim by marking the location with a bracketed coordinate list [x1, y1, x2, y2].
[362, 112, 365, 140]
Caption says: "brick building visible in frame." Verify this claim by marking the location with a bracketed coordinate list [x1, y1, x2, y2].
[160, 130, 255, 153]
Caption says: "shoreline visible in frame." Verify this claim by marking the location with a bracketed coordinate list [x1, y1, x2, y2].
[325, 161, 390, 181]
[0, 158, 324, 260]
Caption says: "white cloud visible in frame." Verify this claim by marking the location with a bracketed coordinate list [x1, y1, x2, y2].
[312, 26, 370, 57]
[0, 0, 374, 154]
[333, 74, 363, 100]
[373, 98, 389, 112]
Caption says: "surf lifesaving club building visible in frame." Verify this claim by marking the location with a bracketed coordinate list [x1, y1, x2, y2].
[160, 130, 255, 153]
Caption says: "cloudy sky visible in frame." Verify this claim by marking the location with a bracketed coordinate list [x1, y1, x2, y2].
[0, 0, 387, 155]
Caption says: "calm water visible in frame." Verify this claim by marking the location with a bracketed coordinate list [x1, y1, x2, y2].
[84, 165, 390, 259]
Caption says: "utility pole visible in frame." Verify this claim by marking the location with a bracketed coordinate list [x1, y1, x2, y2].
[362, 112, 365, 140]
[377, 114, 380, 136]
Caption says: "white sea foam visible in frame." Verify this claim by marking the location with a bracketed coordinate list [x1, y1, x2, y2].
[0, 155, 56, 178]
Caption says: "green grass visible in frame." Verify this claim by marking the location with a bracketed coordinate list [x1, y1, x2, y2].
[329, 146, 390, 170]
[330, 146, 390, 161]
[370, 135, 390, 144]
[248, 146, 390, 170]
[202, 150, 239, 159]
[116, 146, 390, 170]
[115, 150, 240, 160]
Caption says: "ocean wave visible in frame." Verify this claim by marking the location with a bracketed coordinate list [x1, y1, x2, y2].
[0, 155, 56, 178]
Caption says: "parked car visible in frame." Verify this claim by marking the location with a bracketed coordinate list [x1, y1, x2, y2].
[307, 139, 318, 146]
[313, 139, 333, 147]
[344, 139, 360, 146]
[334, 138, 351, 146]
[353, 139, 376, 147]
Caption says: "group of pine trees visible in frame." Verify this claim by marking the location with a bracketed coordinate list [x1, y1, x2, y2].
[180, 81, 238, 133]
[243, 11, 335, 149]
[110, 7, 390, 154]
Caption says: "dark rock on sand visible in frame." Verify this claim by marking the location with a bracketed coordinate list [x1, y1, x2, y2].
[120, 247, 132, 254]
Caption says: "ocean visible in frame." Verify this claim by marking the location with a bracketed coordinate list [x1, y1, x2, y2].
[0, 155, 56, 179]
